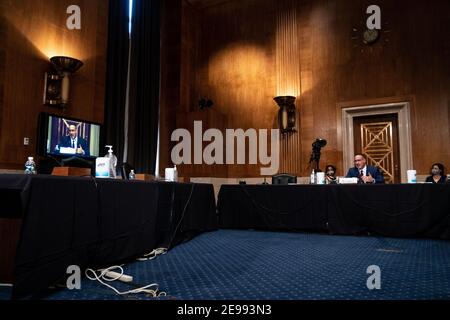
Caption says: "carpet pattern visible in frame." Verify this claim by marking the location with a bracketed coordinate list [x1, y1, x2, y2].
[1, 230, 450, 300]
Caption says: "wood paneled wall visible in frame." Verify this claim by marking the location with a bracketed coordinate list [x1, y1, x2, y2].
[162, 0, 450, 178]
[0, 0, 108, 169]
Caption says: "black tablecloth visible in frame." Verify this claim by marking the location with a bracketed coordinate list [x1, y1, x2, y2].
[0, 174, 217, 299]
[218, 184, 450, 239]
[218, 185, 328, 232]
[155, 182, 217, 249]
[327, 184, 450, 238]
[0, 174, 32, 218]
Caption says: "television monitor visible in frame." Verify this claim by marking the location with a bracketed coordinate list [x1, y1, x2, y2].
[37, 113, 102, 161]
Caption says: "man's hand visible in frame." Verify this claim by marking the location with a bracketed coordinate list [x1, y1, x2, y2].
[76, 145, 85, 155]
[362, 173, 375, 184]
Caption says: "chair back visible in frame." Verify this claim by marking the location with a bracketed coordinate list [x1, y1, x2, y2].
[272, 174, 297, 185]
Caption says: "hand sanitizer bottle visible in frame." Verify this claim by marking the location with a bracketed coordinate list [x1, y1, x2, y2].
[129, 169, 135, 180]
[105, 145, 117, 179]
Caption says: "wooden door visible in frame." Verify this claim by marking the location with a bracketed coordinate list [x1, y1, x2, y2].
[353, 114, 400, 184]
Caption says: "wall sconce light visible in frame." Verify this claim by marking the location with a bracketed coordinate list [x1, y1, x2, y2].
[274, 96, 296, 134]
[43, 56, 83, 108]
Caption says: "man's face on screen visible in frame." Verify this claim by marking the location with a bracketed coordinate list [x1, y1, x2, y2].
[354, 155, 366, 169]
[69, 125, 77, 138]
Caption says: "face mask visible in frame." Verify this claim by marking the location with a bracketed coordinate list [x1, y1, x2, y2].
[432, 169, 440, 176]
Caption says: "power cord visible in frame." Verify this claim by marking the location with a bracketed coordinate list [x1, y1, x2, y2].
[83, 178, 169, 297]
[86, 183, 196, 297]
[166, 183, 196, 250]
[239, 184, 307, 231]
[88, 175, 98, 188]
[85, 265, 166, 297]
[137, 182, 196, 260]
[0, 283, 13, 287]
[137, 248, 167, 261]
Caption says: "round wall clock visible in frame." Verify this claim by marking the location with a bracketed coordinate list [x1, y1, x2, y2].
[362, 28, 380, 45]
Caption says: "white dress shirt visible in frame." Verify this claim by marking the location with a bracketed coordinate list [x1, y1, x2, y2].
[71, 137, 78, 149]
[360, 166, 367, 176]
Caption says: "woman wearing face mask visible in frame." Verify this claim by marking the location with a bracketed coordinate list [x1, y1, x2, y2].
[425, 163, 447, 184]
[325, 165, 338, 184]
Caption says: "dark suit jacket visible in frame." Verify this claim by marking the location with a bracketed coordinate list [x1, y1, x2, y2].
[425, 175, 447, 184]
[59, 136, 90, 156]
[346, 166, 385, 184]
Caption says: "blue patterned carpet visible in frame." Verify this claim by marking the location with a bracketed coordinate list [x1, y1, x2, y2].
[1, 230, 450, 300]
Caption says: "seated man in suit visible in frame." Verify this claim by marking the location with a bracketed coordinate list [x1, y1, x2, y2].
[346, 154, 384, 184]
[59, 124, 90, 156]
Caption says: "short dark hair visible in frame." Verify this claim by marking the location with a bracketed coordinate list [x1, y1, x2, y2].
[431, 163, 445, 176]
[325, 164, 336, 172]
[354, 153, 366, 160]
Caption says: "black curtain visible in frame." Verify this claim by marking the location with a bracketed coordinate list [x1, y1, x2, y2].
[104, 0, 130, 164]
[127, 0, 161, 174]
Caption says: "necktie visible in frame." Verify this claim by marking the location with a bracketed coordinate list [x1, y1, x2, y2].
[360, 170, 364, 177]
[72, 140, 75, 148]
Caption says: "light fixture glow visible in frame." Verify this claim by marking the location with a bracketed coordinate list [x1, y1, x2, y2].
[44, 56, 83, 108]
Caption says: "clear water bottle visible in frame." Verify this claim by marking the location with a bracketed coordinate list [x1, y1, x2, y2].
[129, 169, 135, 180]
[173, 165, 178, 182]
[310, 169, 316, 184]
[24, 157, 36, 174]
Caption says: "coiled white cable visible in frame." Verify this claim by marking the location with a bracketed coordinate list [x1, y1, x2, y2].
[137, 247, 168, 261]
[85, 266, 166, 297]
